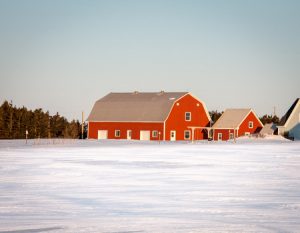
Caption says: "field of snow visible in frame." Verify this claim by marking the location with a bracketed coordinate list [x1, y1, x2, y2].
[0, 138, 300, 233]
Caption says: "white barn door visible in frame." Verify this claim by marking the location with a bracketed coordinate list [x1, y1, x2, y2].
[140, 131, 150, 141]
[98, 130, 108, 139]
[170, 131, 176, 141]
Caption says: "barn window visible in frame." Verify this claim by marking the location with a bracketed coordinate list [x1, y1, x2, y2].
[218, 133, 222, 141]
[152, 131, 158, 138]
[229, 133, 234, 140]
[184, 130, 191, 140]
[249, 121, 253, 128]
[115, 130, 121, 137]
[185, 112, 191, 121]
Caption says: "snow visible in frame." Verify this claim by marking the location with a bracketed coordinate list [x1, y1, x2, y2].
[0, 139, 300, 232]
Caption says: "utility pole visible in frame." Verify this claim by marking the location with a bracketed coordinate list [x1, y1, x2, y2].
[81, 111, 84, 139]
[273, 106, 276, 117]
[26, 129, 28, 144]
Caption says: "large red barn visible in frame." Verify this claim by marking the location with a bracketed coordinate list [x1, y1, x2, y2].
[87, 92, 211, 141]
[212, 108, 263, 141]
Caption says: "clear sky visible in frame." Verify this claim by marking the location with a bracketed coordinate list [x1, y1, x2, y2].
[0, 0, 299, 120]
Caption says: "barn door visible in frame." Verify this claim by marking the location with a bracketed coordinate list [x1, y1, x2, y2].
[140, 131, 150, 140]
[127, 130, 132, 140]
[170, 131, 176, 141]
[98, 130, 108, 139]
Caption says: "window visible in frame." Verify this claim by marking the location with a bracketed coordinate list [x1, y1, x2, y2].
[115, 130, 120, 137]
[152, 131, 158, 138]
[245, 132, 250, 136]
[185, 112, 191, 121]
[248, 121, 253, 128]
[184, 130, 191, 140]
[229, 133, 234, 140]
[218, 133, 222, 141]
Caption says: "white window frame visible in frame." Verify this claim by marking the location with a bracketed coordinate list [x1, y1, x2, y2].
[245, 132, 250, 136]
[115, 130, 121, 137]
[152, 130, 158, 138]
[229, 133, 234, 140]
[218, 133, 222, 141]
[127, 130, 132, 139]
[249, 121, 253, 129]
[184, 130, 191, 140]
[185, 112, 191, 121]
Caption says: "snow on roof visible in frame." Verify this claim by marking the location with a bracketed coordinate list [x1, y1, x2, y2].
[260, 123, 277, 135]
[87, 92, 189, 122]
[212, 108, 252, 129]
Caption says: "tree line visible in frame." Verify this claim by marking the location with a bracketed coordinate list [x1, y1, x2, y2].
[0, 101, 280, 139]
[0, 101, 87, 139]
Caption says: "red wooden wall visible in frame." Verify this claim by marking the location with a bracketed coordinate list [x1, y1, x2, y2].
[88, 122, 164, 140]
[213, 111, 263, 141]
[165, 94, 210, 140]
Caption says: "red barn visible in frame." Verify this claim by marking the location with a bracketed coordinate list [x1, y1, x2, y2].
[212, 108, 263, 141]
[87, 91, 211, 141]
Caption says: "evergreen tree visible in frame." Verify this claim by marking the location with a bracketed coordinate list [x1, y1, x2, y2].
[260, 114, 280, 125]
[209, 110, 223, 124]
[0, 100, 84, 139]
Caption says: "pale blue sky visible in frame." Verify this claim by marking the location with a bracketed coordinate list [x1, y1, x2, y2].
[0, 0, 299, 120]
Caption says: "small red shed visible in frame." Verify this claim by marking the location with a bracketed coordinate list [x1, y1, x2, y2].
[212, 108, 263, 141]
[87, 91, 211, 141]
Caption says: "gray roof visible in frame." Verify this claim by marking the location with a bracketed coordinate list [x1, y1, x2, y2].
[212, 108, 252, 129]
[87, 92, 189, 122]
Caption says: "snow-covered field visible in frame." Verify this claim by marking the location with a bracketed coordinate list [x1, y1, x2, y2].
[0, 138, 300, 233]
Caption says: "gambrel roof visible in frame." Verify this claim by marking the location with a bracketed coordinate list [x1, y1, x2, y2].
[87, 92, 189, 122]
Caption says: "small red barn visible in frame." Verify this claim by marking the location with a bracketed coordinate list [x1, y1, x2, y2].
[212, 108, 263, 141]
[87, 92, 211, 141]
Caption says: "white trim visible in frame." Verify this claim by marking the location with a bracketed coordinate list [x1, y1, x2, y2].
[217, 133, 222, 141]
[127, 130, 132, 140]
[212, 109, 263, 130]
[212, 127, 240, 130]
[249, 121, 253, 128]
[164, 92, 212, 133]
[152, 130, 158, 138]
[184, 130, 191, 140]
[283, 100, 300, 127]
[87, 122, 90, 139]
[115, 129, 121, 137]
[163, 122, 166, 141]
[164, 93, 189, 123]
[237, 109, 264, 128]
[170, 130, 176, 141]
[185, 112, 191, 121]
[211, 109, 227, 129]
[187, 93, 212, 122]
